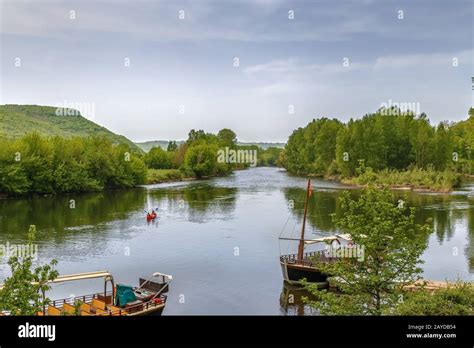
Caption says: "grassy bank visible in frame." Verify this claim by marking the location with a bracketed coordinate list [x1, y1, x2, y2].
[340, 167, 461, 193]
[146, 169, 194, 184]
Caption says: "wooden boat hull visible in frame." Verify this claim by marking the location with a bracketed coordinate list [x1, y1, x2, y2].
[280, 260, 329, 286]
[129, 303, 165, 316]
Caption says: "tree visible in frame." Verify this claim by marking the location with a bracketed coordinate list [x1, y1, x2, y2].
[305, 188, 431, 315]
[217, 128, 237, 146]
[0, 225, 58, 315]
[145, 147, 172, 169]
[283, 109, 470, 178]
[184, 144, 218, 178]
[186, 129, 207, 144]
[0, 134, 147, 195]
[433, 122, 454, 170]
[167, 141, 178, 152]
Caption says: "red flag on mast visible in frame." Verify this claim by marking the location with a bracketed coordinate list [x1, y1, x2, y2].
[308, 182, 313, 197]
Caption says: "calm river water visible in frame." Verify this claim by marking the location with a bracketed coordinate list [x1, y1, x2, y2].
[0, 167, 473, 315]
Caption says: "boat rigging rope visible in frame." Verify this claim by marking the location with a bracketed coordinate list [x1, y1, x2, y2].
[278, 215, 291, 239]
[278, 215, 291, 255]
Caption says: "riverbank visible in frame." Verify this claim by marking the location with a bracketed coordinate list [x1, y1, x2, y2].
[145, 166, 279, 184]
[1, 167, 472, 314]
[146, 169, 195, 184]
[145, 168, 237, 184]
[304, 167, 464, 193]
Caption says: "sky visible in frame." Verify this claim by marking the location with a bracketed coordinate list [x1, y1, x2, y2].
[0, 0, 472, 142]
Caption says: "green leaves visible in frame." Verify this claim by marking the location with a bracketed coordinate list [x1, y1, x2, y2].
[283, 108, 474, 178]
[184, 143, 219, 178]
[0, 225, 58, 315]
[145, 146, 173, 169]
[0, 133, 148, 195]
[306, 187, 431, 315]
[393, 281, 474, 315]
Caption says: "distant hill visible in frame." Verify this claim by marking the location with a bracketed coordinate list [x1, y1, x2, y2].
[136, 140, 185, 152]
[237, 142, 285, 149]
[136, 140, 286, 152]
[0, 104, 142, 152]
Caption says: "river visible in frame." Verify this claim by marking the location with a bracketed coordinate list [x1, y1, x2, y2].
[0, 167, 473, 315]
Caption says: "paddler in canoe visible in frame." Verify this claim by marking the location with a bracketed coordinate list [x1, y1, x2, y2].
[145, 208, 158, 220]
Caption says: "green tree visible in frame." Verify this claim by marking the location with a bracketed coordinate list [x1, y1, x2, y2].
[0, 225, 58, 315]
[186, 129, 207, 144]
[433, 122, 454, 170]
[217, 128, 237, 146]
[305, 188, 431, 315]
[0, 138, 30, 194]
[20, 133, 54, 193]
[167, 140, 178, 152]
[184, 144, 218, 178]
[258, 147, 283, 167]
[0, 134, 147, 195]
[145, 146, 172, 169]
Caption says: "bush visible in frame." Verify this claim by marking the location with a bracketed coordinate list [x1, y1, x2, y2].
[0, 133, 147, 195]
[184, 144, 219, 178]
[145, 147, 172, 169]
[347, 166, 461, 192]
[146, 169, 183, 184]
[393, 282, 474, 315]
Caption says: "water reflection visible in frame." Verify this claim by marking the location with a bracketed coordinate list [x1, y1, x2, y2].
[0, 189, 145, 241]
[279, 282, 318, 316]
[0, 167, 471, 315]
[148, 184, 237, 223]
[283, 188, 342, 233]
[0, 185, 238, 240]
[283, 187, 474, 275]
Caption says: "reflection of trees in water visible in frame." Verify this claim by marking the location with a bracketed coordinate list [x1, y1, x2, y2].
[468, 206, 474, 273]
[283, 188, 342, 233]
[402, 193, 474, 273]
[149, 184, 237, 223]
[279, 282, 318, 316]
[283, 188, 474, 269]
[0, 189, 146, 241]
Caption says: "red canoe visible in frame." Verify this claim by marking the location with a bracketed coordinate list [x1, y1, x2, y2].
[146, 212, 157, 220]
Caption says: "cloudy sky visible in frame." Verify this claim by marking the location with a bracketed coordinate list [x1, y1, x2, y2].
[0, 0, 472, 142]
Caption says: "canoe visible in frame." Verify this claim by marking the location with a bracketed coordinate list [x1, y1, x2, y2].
[147, 213, 157, 220]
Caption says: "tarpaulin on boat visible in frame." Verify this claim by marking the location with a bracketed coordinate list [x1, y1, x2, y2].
[115, 284, 136, 306]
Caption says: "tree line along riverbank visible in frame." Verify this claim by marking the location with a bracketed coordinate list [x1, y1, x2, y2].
[0, 129, 283, 196]
[2, 106, 472, 196]
[279, 107, 474, 192]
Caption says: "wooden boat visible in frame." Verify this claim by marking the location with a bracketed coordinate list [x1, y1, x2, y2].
[33, 270, 172, 316]
[279, 178, 352, 285]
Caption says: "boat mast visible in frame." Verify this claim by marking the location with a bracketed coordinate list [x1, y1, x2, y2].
[297, 178, 311, 261]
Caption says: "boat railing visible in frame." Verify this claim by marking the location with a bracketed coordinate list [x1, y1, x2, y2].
[280, 250, 333, 267]
[49, 291, 167, 316]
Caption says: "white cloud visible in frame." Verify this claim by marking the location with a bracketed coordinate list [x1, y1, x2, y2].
[244, 58, 369, 76]
[373, 50, 472, 71]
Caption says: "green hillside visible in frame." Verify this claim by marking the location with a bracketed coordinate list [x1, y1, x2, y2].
[0, 104, 142, 152]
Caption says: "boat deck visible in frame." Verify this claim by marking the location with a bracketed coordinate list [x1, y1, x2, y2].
[280, 250, 335, 268]
[37, 291, 167, 316]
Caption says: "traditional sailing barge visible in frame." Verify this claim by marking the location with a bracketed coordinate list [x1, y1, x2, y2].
[11, 270, 172, 316]
[279, 178, 352, 286]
